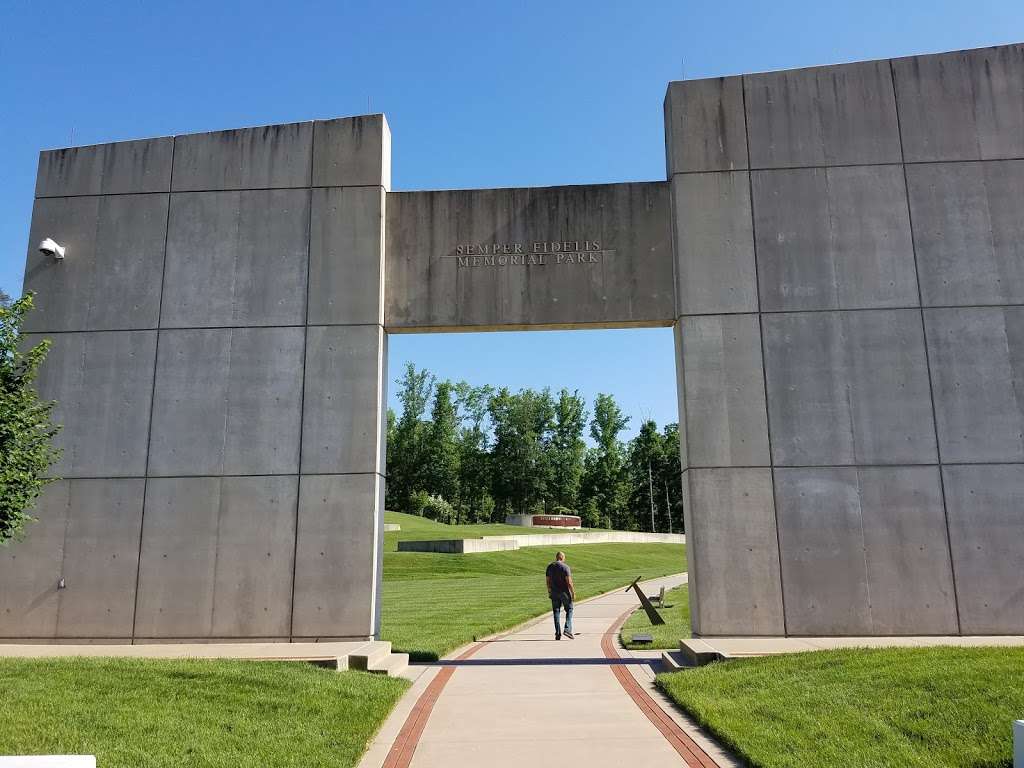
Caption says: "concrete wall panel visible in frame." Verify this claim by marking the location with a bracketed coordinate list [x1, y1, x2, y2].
[908, 160, 1024, 307]
[36, 138, 173, 197]
[672, 172, 757, 315]
[302, 326, 385, 475]
[745, 60, 901, 168]
[775, 467, 870, 634]
[29, 331, 157, 478]
[291, 474, 382, 638]
[0, 481, 68, 637]
[753, 166, 918, 311]
[161, 190, 309, 328]
[148, 328, 304, 476]
[925, 307, 1024, 463]
[894, 45, 1024, 162]
[313, 115, 391, 189]
[171, 122, 313, 191]
[385, 183, 673, 331]
[686, 468, 785, 636]
[943, 464, 1024, 633]
[55, 479, 145, 637]
[763, 310, 936, 465]
[24, 194, 168, 332]
[776, 467, 956, 635]
[136, 476, 299, 639]
[308, 187, 385, 326]
[664, 77, 747, 174]
[134, 478, 220, 637]
[858, 467, 957, 634]
[678, 314, 769, 466]
[209, 476, 298, 637]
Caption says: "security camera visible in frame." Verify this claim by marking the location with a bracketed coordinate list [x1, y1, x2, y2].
[39, 238, 66, 260]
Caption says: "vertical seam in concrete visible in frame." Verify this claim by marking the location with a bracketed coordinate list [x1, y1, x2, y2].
[130, 135, 176, 643]
[54, 481, 73, 636]
[889, 58, 963, 634]
[742, 74, 789, 635]
[287, 132, 316, 641]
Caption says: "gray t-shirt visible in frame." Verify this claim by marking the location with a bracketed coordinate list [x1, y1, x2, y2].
[546, 561, 572, 596]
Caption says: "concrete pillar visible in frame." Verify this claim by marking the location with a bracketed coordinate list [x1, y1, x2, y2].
[668, 44, 1024, 637]
[4, 115, 390, 642]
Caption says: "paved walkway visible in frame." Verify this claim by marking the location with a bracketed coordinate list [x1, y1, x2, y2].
[361, 573, 738, 768]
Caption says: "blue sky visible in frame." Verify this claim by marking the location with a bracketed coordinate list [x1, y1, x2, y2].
[2, 1, 1021, 436]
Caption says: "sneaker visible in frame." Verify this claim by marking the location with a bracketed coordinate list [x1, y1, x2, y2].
[555, 633, 562, 640]
[564, 631, 575, 639]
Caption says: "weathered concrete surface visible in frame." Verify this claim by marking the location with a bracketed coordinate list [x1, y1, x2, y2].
[671, 172, 757, 315]
[134, 476, 298, 638]
[291, 474, 383, 639]
[775, 467, 957, 636]
[302, 325, 387, 475]
[943, 464, 1024, 634]
[24, 194, 168, 332]
[171, 122, 313, 191]
[762, 310, 936, 465]
[313, 115, 391, 189]
[893, 44, 1024, 162]
[27, 331, 157, 478]
[745, 59, 902, 168]
[309, 186, 385, 326]
[161, 190, 310, 328]
[925, 307, 1024, 463]
[686, 468, 785, 636]
[908, 160, 1024, 307]
[752, 166, 918, 311]
[35, 137, 173, 197]
[664, 77, 747, 174]
[676, 314, 769, 467]
[0, 484, 69, 637]
[54, 479, 146, 638]
[148, 327, 304, 476]
[385, 183, 673, 331]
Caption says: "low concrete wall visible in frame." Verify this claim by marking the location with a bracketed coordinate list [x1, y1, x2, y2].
[505, 514, 582, 529]
[383, 523, 401, 532]
[397, 531, 686, 553]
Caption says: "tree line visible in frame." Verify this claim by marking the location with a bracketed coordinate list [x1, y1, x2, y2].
[386, 363, 683, 532]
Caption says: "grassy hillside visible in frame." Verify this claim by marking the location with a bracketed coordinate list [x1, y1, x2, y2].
[380, 512, 686, 660]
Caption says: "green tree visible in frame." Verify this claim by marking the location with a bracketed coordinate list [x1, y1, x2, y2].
[453, 382, 494, 522]
[386, 363, 434, 513]
[549, 389, 587, 511]
[489, 387, 554, 516]
[627, 420, 665, 532]
[421, 380, 460, 519]
[658, 423, 684, 533]
[581, 393, 630, 529]
[1, 293, 61, 544]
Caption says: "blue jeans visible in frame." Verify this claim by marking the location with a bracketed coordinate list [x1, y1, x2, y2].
[551, 592, 574, 636]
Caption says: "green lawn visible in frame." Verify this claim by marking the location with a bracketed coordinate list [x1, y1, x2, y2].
[381, 512, 686, 660]
[619, 582, 690, 649]
[0, 658, 408, 768]
[658, 647, 1024, 768]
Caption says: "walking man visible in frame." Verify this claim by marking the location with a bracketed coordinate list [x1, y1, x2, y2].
[546, 551, 575, 640]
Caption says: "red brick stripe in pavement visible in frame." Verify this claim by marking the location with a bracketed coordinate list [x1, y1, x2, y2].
[380, 642, 484, 768]
[601, 607, 721, 768]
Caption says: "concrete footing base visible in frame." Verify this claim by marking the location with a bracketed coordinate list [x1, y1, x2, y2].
[678, 635, 1024, 666]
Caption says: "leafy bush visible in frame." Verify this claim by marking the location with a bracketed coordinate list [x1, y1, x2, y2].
[408, 490, 431, 517]
[421, 494, 454, 523]
[1, 293, 61, 544]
